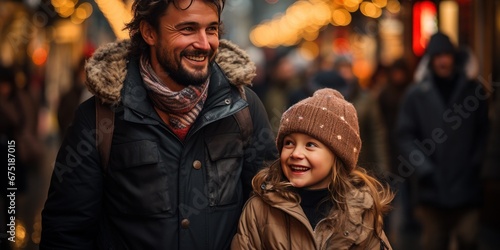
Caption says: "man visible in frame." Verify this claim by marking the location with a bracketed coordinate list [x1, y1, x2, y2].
[40, 0, 277, 249]
[396, 32, 489, 250]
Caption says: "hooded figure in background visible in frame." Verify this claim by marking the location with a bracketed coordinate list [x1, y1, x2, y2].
[396, 31, 489, 250]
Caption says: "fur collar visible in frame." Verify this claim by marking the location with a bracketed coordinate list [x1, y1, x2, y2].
[85, 39, 256, 106]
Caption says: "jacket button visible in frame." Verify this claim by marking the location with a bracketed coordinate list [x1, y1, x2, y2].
[181, 219, 190, 229]
[192, 160, 202, 170]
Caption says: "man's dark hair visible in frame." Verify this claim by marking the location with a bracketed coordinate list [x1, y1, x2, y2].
[124, 0, 225, 59]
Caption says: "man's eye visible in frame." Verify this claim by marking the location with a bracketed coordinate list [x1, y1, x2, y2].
[207, 27, 218, 34]
[182, 27, 194, 32]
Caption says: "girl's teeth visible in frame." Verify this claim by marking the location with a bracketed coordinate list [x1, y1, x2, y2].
[291, 166, 308, 171]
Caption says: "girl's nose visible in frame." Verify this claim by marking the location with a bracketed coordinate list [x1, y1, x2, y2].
[289, 147, 305, 159]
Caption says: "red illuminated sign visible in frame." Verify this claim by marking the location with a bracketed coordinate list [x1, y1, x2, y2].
[413, 1, 437, 57]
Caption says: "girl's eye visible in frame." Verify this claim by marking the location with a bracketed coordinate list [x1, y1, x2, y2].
[306, 142, 317, 148]
[283, 140, 294, 146]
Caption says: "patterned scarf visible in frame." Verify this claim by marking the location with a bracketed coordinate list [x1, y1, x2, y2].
[139, 56, 209, 140]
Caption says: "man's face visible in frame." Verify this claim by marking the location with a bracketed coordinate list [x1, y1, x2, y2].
[337, 64, 354, 83]
[148, 0, 220, 88]
[431, 53, 455, 79]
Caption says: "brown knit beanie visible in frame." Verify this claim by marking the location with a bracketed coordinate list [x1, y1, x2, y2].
[277, 88, 361, 172]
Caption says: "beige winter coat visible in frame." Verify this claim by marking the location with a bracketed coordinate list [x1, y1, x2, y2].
[231, 184, 392, 250]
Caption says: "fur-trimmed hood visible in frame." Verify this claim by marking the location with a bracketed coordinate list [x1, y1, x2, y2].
[85, 39, 256, 106]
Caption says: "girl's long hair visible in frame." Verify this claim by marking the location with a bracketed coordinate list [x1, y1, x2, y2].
[251, 157, 394, 235]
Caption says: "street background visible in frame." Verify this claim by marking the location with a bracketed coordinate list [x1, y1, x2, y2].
[1, 0, 499, 249]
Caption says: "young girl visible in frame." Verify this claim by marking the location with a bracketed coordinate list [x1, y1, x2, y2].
[231, 88, 394, 249]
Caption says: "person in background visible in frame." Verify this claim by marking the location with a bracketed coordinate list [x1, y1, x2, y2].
[57, 57, 92, 138]
[377, 58, 419, 249]
[378, 58, 412, 174]
[0, 65, 42, 192]
[261, 48, 303, 135]
[1, 64, 43, 250]
[232, 88, 394, 249]
[396, 31, 489, 250]
[333, 56, 389, 178]
[40, 0, 277, 249]
[288, 67, 347, 106]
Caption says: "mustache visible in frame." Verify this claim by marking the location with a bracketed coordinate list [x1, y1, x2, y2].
[182, 49, 212, 57]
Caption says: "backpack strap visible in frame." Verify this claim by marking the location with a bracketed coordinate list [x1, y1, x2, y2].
[234, 106, 252, 146]
[95, 99, 115, 173]
[234, 87, 254, 147]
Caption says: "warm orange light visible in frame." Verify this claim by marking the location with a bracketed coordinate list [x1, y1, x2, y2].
[352, 59, 372, 81]
[32, 47, 48, 66]
[332, 37, 350, 54]
[387, 0, 401, 13]
[299, 41, 319, 60]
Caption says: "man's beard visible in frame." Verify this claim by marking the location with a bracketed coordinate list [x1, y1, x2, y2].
[157, 49, 214, 87]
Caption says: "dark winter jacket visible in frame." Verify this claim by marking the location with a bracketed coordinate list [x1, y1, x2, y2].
[396, 49, 489, 208]
[40, 39, 277, 250]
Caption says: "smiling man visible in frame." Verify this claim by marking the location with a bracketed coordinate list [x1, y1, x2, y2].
[40, 1, 277, 249]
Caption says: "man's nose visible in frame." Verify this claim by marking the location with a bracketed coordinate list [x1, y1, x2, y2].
[193, 31, 210, 50]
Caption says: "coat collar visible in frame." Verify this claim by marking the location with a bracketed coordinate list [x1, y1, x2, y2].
[258, 183, 375, 248]
[258, 184, 374, 226]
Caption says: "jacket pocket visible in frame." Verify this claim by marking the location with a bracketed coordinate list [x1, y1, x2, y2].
[205, 133, 243, 206]
[107, 140, 171, 215]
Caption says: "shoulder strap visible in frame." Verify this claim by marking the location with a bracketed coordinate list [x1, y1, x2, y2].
[234, 87, 254, 147]
[95, 99, 115, 173]
[234, 106, 252, 144]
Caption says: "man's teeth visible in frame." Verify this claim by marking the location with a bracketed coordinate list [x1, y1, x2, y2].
[186, 55, 205, 61]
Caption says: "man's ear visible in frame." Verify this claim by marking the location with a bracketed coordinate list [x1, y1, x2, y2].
[140, 21, 156, 46]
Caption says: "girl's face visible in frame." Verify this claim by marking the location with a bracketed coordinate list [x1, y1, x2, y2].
[280, 133, 335, 190]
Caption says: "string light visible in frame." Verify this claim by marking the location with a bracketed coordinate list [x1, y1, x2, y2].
[251, 0, 400, 48]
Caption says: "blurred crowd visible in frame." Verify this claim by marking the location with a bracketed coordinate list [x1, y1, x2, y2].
[1, 30, 500, 250]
